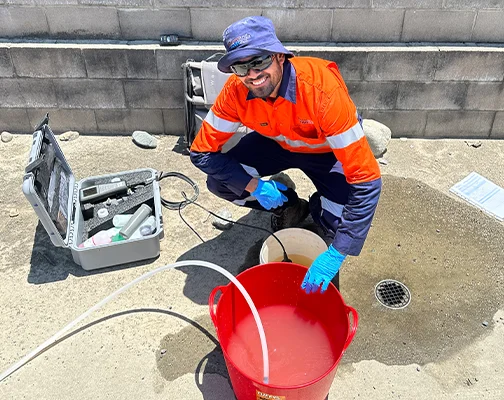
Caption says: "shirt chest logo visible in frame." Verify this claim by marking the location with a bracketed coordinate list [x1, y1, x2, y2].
[298, 118, 314, 125]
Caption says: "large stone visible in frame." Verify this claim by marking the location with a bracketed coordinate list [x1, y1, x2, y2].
[212, 208, 233, 230]
[269, 172, 296, 191]
[362, 119, 392, 158]
[59, 130, 79, 141]
[1, 131, 13, 143]
[132, 130, 157, 149]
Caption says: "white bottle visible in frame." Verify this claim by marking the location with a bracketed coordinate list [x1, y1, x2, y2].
[112, 214, 134, 228]
[129, 216, 156, 239]
[140, 215, 156, 236]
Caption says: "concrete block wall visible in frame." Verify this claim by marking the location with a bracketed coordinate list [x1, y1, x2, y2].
[1, 43, 503, 139]
[1, 1, 504, 139]
[1, 1, 504, 43]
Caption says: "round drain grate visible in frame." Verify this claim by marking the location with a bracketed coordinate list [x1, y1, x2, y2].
[375, 279, 411, 309]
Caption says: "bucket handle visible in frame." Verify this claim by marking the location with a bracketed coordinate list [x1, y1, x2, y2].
[343, 305, 359, 351]
[208, 285, 226, 327]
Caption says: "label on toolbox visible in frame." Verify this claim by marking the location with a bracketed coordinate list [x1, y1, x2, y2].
[256, 390, 285, 400]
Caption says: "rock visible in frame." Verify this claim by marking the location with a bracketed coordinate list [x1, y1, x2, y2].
[378, 158, 389, 165]
[362, 119, 392, 158]
[59, 130, 80, 141]
[482, 321, 488, 327]
[212, 208, 233, 230]
[465, 140, 482, 148]
[269, 172, 296, 190]
[9, 209, 19, 217]
[1, 131, 13, 143]
[132, 130, 158, 149]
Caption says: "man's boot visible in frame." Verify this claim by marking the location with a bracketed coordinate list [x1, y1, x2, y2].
[271, 198, 310, 231]
[308, 192, 336, 245]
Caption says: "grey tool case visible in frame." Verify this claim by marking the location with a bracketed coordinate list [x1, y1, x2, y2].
[22, 119, 164, 271]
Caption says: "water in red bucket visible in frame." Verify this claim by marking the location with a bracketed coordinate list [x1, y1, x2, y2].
[227, 304, 337, 386]
[209, 262, 357, 400]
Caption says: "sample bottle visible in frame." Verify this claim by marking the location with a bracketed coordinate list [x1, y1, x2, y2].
[78, 227, 120, 248]
[119, 204, 152, 239]
[128, 215, 156, 239]
[112, 214, 134, 228]
[139, 215, 156, 236]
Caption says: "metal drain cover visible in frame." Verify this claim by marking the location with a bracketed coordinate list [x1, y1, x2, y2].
[375, 279, 411, 309]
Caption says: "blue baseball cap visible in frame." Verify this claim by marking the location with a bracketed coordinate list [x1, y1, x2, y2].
[217, 16, 293, 73]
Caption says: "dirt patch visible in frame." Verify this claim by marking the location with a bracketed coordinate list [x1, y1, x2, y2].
[342, 175, 504, 366]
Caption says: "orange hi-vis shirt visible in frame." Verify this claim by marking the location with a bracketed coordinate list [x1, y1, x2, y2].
[190, 57, 382, 255]
[191, 56, 381, 186]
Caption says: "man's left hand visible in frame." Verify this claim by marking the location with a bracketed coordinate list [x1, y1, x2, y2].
[301, 245, 346, 294]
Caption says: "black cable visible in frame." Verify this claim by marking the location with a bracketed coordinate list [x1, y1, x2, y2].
[156, 171, 199, 210]
[178, 202, 205, 243]
[180, 192, 291, 263]
[156, 171, 291, 262]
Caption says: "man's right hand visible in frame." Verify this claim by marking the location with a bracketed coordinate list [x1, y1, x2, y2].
[301, 245, 346, 294]
[250, 179, 288, 210]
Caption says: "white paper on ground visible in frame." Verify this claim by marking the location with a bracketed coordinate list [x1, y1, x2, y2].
[450, 172, 504, 222]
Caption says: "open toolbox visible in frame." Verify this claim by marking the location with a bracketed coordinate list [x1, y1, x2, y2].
[22, 116, 164, 270]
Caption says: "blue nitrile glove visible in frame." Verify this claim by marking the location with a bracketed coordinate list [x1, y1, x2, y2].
[301, 245, 346, 294]
[251, 179, 288, 210]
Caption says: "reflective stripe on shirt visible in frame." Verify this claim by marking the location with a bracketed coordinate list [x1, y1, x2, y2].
[271, 134, 329, 150]
[326, 122, 364, 149]
[205, 109, 241, 133]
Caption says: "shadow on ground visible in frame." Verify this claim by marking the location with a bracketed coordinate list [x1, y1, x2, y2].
[156, 313, 235, 400]
[171, 135, 191, 156]
[27, 222, 160, 284]
[175, 209, 275, 305]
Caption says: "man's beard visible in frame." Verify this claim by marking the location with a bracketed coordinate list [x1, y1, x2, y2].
[245, 73, 277, 98]
[248, 81, 276, 98]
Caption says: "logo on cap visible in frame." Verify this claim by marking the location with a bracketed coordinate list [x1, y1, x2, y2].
[228, 33, 251, 50]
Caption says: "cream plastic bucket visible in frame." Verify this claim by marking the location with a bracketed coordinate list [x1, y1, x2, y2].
[259, 228, 328, 267]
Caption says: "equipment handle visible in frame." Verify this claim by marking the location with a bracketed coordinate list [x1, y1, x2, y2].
[208, 286, 225, 327]
[343, 305, 359, 351]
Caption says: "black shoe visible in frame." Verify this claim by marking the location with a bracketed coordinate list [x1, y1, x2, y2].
[331, 271, 340, 291]
[271, 199, 310, 231]
[308, 192, 335, 246]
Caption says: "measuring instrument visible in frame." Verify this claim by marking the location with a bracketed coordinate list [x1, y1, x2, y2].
[79, 181, 128, 204]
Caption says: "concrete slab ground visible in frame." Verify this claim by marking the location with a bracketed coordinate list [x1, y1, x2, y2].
[0, 133, 503, 400]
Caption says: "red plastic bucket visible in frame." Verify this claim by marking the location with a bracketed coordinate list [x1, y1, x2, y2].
[209, 262, 358, 400]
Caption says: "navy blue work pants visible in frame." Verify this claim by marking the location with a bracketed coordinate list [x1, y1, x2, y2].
[206, 132, 350, 236]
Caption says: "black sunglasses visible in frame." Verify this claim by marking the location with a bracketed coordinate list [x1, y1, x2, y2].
[230, 54, 274, 77]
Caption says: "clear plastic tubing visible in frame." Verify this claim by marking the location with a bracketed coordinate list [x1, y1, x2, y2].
[0, 261, 270, 384]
